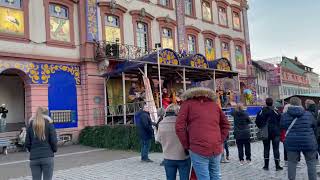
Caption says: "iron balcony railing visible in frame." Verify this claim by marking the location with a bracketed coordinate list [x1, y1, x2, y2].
[94, 40, 157, 61]
[94, 40, 193, 61]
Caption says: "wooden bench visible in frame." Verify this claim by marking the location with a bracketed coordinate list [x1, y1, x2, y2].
[57, 134, 72, 146]
[0, 138, 10, 155]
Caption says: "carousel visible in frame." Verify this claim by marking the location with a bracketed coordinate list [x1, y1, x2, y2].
[96, 42, 242, 125]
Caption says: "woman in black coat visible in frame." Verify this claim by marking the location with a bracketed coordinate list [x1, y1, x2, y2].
[232, 104, 252, 165]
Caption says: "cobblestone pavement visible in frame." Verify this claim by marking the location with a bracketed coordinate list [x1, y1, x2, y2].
[11, 142, 315, 180]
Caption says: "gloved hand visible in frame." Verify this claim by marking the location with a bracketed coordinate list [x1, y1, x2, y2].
[184, 149, 189, 156]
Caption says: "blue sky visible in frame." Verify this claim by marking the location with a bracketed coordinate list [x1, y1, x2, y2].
[248, 0, 320, 73]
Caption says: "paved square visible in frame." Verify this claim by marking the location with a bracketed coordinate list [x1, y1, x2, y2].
[10, 142, 314, 180]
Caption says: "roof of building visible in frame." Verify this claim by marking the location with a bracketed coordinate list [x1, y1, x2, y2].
[252, 60, 268, 72]
[282, 56, 312, 69]
[255, 60, 278, 71]
[284, 93, 320, 100]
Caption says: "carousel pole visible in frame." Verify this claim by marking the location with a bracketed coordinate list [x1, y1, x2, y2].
[156, 43, 163, 108]
[213, 70, 216, 92]
[144, 64, 148, 76]
[183, 67, 186, 91]
[122, 72, 127, 124]
[103, 78, 107, 125]
[238, 73, 241, 103]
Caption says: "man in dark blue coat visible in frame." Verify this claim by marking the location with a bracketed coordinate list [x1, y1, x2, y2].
[281, 97, 317, 180]
[255, 98, 283, 171]
[135, 104, 154, 162]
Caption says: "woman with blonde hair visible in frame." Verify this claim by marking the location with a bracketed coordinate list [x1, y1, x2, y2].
[157, 104, 191, 180]
[25, 107, 57, 180]
[232, 103, 252, 165]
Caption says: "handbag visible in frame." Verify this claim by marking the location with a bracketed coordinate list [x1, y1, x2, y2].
[257, 122, 269, 140]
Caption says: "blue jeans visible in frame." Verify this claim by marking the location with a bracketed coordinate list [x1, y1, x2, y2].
[141, 140, 151, 160]
[190, 151, 222, 180]
[30, 157, 54, 180]
[164, 158, 191, 180]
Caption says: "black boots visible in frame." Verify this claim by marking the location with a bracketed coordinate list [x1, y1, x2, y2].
[275, 160, 283, 171]
[263, 159, 283, 171]
[263, 159, 269, 170]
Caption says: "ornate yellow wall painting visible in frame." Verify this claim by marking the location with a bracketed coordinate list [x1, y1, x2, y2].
[162, 37, 174, 50]
[105, 26, 121, 42]
[222, 51, 230, 60]
[205, 48, 215, 61]
[0, 7, 24, 35]
[50, 17, 70, 42]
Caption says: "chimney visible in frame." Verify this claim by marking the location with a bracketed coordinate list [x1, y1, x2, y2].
[294, 56, 298, 62]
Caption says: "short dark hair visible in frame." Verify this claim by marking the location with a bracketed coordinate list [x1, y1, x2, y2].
[266, 98, 273, 106]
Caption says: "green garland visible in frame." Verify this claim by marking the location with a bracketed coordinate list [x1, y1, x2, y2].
[79, 125, 162, 152]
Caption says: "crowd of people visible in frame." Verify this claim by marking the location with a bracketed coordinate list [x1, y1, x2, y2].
[135, 87, 320, 180]
[135, 87, 231, 180]
[1, 85, 320, 180]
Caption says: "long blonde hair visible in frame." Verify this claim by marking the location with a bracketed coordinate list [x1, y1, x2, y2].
[33, 107, 46, 141]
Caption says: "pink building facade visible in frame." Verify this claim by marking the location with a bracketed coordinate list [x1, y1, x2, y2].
[0, 0, 251, 140]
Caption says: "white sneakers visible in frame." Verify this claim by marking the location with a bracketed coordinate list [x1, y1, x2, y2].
[240, 160, 245, 165]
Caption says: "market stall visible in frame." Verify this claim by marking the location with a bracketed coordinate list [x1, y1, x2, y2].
[100, 48, 240, 125]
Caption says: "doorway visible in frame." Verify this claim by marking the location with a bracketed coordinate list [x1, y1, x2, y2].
[0, 70, 26, 132]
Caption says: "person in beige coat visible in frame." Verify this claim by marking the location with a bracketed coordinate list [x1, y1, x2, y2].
[157, 104, 191, 180]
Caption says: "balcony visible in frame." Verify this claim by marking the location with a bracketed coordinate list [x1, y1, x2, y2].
[94, 40, 157, 62]
[94, 40, 194, 62]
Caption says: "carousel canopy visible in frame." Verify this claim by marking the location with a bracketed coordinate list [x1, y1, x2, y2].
[101, 48, 237, 80]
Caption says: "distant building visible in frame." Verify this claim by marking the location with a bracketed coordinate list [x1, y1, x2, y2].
[257, 56, 320, 100]
[252, 61, 268, 104]
[281, 56, 320, 94]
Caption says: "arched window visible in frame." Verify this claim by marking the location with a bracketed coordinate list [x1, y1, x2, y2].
[218, 6, 227, 26]
[185, 0, 195, 16]
[202, 31, 216, 61]
[159, 0, 172, 8]
[0, 0, 29, 41]
[205, 39, 214, 61]
[217, 0, 229, 28]
[233, 11, 241, 30]
[136, 22, 148, 50]
[130, 10, 154, 50]
[234, 38, 246, 69]
[99, 2, 127, 44]
[221, 42, 230, 59]
[157, 16, 176, 50]
[49, 4, 70, 42]
[235, 45, 244, 68]
[202, 1, 212, 22]
[187, 35, 196, 54]
[45, 0, 75, 48]
[231, 4, 242, 31]
[104, 15, 121, 42]
[185, 26, 200, 54]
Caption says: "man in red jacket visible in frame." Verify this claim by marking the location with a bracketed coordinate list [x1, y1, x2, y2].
[176, 87, 230, 180]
